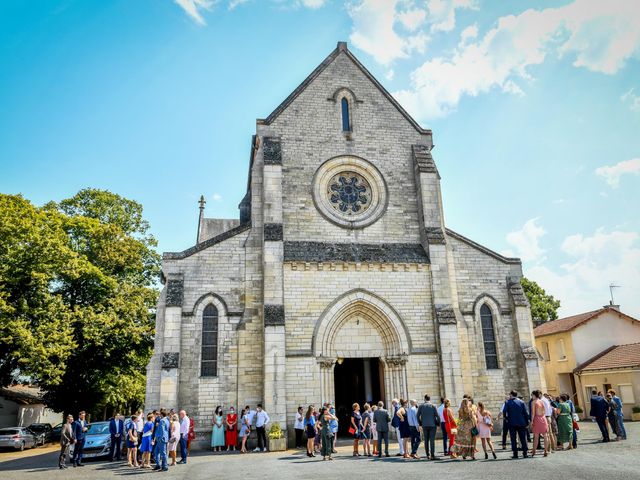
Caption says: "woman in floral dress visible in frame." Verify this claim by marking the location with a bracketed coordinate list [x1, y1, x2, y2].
[452, 399, 477, 460]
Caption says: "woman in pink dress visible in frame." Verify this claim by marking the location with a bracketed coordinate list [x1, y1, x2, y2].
[530, 390, 549, 457]
[476, 402, 497, 459]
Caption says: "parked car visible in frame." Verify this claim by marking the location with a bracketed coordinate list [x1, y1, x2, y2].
[0, 427, 38, 451]
[69, 421, 111, 459]
[27, 423, 53, 444]
[51, 423, 63, 442]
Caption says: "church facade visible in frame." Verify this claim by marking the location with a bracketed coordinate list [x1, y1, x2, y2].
[145, 42, 544, 445]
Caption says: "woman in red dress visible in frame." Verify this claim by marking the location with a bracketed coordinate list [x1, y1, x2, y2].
[225, 407, 238, 451]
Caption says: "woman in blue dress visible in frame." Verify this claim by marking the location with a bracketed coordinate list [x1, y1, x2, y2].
[396, 399, 411, 459]
[139, 413, 154, 469]
[239, 408, 251, 453]
[211, 406, 225, 452]
[126, 414, 139, 468]
[351, 403, 363, 457]
[361, 403, 372, 457]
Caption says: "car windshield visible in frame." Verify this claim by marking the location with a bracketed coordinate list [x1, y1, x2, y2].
[0, 429, 19, 435]
[86, 423, 110, 435]
[29, 425, 47, 431]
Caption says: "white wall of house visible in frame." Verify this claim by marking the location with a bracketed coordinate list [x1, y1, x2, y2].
[17, 405, 62, 427]
[571, 312, 640, 364]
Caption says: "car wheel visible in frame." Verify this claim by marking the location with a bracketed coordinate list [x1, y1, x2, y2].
[20, 441, 25, 451]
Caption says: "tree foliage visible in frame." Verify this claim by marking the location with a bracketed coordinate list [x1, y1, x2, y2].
[0, 189, 160, 418]
[521, 277, 561, 327]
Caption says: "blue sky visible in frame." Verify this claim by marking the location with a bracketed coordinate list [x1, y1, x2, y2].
[1, 0, 639, 317]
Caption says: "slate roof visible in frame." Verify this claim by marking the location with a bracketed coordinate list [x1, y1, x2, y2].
[533, 307, 640, 338]
[574, 343, 640, 373]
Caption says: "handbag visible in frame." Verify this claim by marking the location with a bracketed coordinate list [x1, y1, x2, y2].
[450, 428, 458, 435]
[348, 426, 356, 435]
[471, 426, 479, 436]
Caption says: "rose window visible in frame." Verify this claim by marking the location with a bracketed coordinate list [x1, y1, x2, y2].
[327, 173, 371, 215]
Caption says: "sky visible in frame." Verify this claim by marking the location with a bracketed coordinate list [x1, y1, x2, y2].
[0, 0, 639, 318]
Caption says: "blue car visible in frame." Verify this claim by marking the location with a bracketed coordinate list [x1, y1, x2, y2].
[70, 421, 113, 459]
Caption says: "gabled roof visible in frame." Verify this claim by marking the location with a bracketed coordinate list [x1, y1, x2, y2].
[257, 42, 432, 136]
[533, 306, 640, 338]
[574, 343, 640, 373]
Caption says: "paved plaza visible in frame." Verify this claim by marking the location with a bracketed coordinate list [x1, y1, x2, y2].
[0, 422, 637, 480]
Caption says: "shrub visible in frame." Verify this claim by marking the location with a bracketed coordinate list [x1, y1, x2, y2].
[632, 405, 640, 414]
[268, 422, 283, 439]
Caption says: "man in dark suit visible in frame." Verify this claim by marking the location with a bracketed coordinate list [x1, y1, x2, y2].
[109, 413, 124, 461]
[72, 411, 88, 467]
[589, 390, 611, 442]
[373, 401, 391, 457]
[417, 394, 440, 460]
[504, 390, 530, 459]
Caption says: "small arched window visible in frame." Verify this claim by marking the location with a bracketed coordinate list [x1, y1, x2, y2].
[480, 304, 498, 369]
[341, 97, 351, 132]
[201, 304, 218, 377]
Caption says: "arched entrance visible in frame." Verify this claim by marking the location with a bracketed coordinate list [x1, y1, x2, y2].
[313, 289, 411, 422]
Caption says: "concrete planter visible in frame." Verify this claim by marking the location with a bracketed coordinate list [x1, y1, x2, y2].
[269, 437, 287, 452]
[631, 412, 640, 422]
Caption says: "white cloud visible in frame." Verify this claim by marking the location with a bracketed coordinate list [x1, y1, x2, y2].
[175, 0, 215, 25]
[595, 158, 640, 188]
[427, 0, 477, 33]
[299, 0, 326, 8]
[503, 218, 546, 263]
[552, 198, 565, 204]
[394, 0, 640, 120]
[459, 23, 478, 42]
[621, 87, 640, 112]
[211, 193, 223, 201]
[228, 0, 249, 9]
[527, 229, 640, 317]
[385, 69, 395, 81]
[397, 8, 427, 32]
[348, 0, 429, 65]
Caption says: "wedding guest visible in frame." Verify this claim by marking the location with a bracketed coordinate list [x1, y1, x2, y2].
[58, 414, 74, 469]
[304, 405, 316, 458]
[211, 406, 225, 452]
[294, 406, 305, 449]
[126, 415, 139, 468]
[178, 409, 190, 464]
[168, 414, 180, 466]
[139, 413, 154, 469]
[351, 403, 363, 457]
[361, 403, 372, 457]
[226, 407, 238, 451]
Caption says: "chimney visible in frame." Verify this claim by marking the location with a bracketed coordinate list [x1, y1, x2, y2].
[605, 301, 620, 312]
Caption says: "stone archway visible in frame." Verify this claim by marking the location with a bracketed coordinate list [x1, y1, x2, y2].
[313, 289, 411, 405]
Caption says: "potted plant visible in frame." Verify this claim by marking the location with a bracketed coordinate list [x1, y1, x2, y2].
[268, 422, 287, 451]
[632, 405, 640, 422]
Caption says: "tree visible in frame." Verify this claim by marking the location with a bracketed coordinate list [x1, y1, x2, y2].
[0, 189, 160, 419]
[521, 277, 561, 327]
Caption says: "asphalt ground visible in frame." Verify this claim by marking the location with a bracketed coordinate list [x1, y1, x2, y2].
[0, 421, 637, 480]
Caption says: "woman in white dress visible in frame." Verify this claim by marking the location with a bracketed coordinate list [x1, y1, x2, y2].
[168, 414, 180, 466]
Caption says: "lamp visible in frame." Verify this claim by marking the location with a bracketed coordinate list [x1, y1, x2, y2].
[337, 357, 344, 365]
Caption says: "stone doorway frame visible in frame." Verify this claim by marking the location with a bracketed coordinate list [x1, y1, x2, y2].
[312, 289, 411, 406]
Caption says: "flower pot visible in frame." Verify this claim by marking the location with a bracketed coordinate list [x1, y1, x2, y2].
[632, 412, 640, 422]
[269, 437, 287, 452]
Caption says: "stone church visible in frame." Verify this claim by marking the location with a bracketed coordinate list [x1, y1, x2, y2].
[146, 42, 544, 445]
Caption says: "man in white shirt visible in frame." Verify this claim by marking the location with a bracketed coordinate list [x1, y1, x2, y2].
[178, 410, 190, 464]
[542, 393, 557, 451]
[253, 404, 270, 452]
[437, 397, 448, 456]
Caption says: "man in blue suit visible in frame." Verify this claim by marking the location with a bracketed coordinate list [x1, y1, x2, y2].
[109, 413, 124, 461]
[153, 410, 169, 472]
[504, 390, 530, 459]
[72, 411, 89, 467]
[589, 390, 611, 442]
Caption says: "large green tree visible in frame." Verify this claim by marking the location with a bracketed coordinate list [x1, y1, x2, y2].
[0, 189, 160, 419]
[521, 277, 561, 327]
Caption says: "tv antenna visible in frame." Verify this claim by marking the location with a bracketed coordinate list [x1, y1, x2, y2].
[609, 283, 620, 305]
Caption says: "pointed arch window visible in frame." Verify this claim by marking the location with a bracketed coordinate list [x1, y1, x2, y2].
[480, 304, 499, 369]
[201, 304, 218, 376]
[341, 97, 351, 132]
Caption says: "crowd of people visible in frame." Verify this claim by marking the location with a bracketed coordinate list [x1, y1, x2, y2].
[56, 388, 628, 469]
[298, 388, 629, 462]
